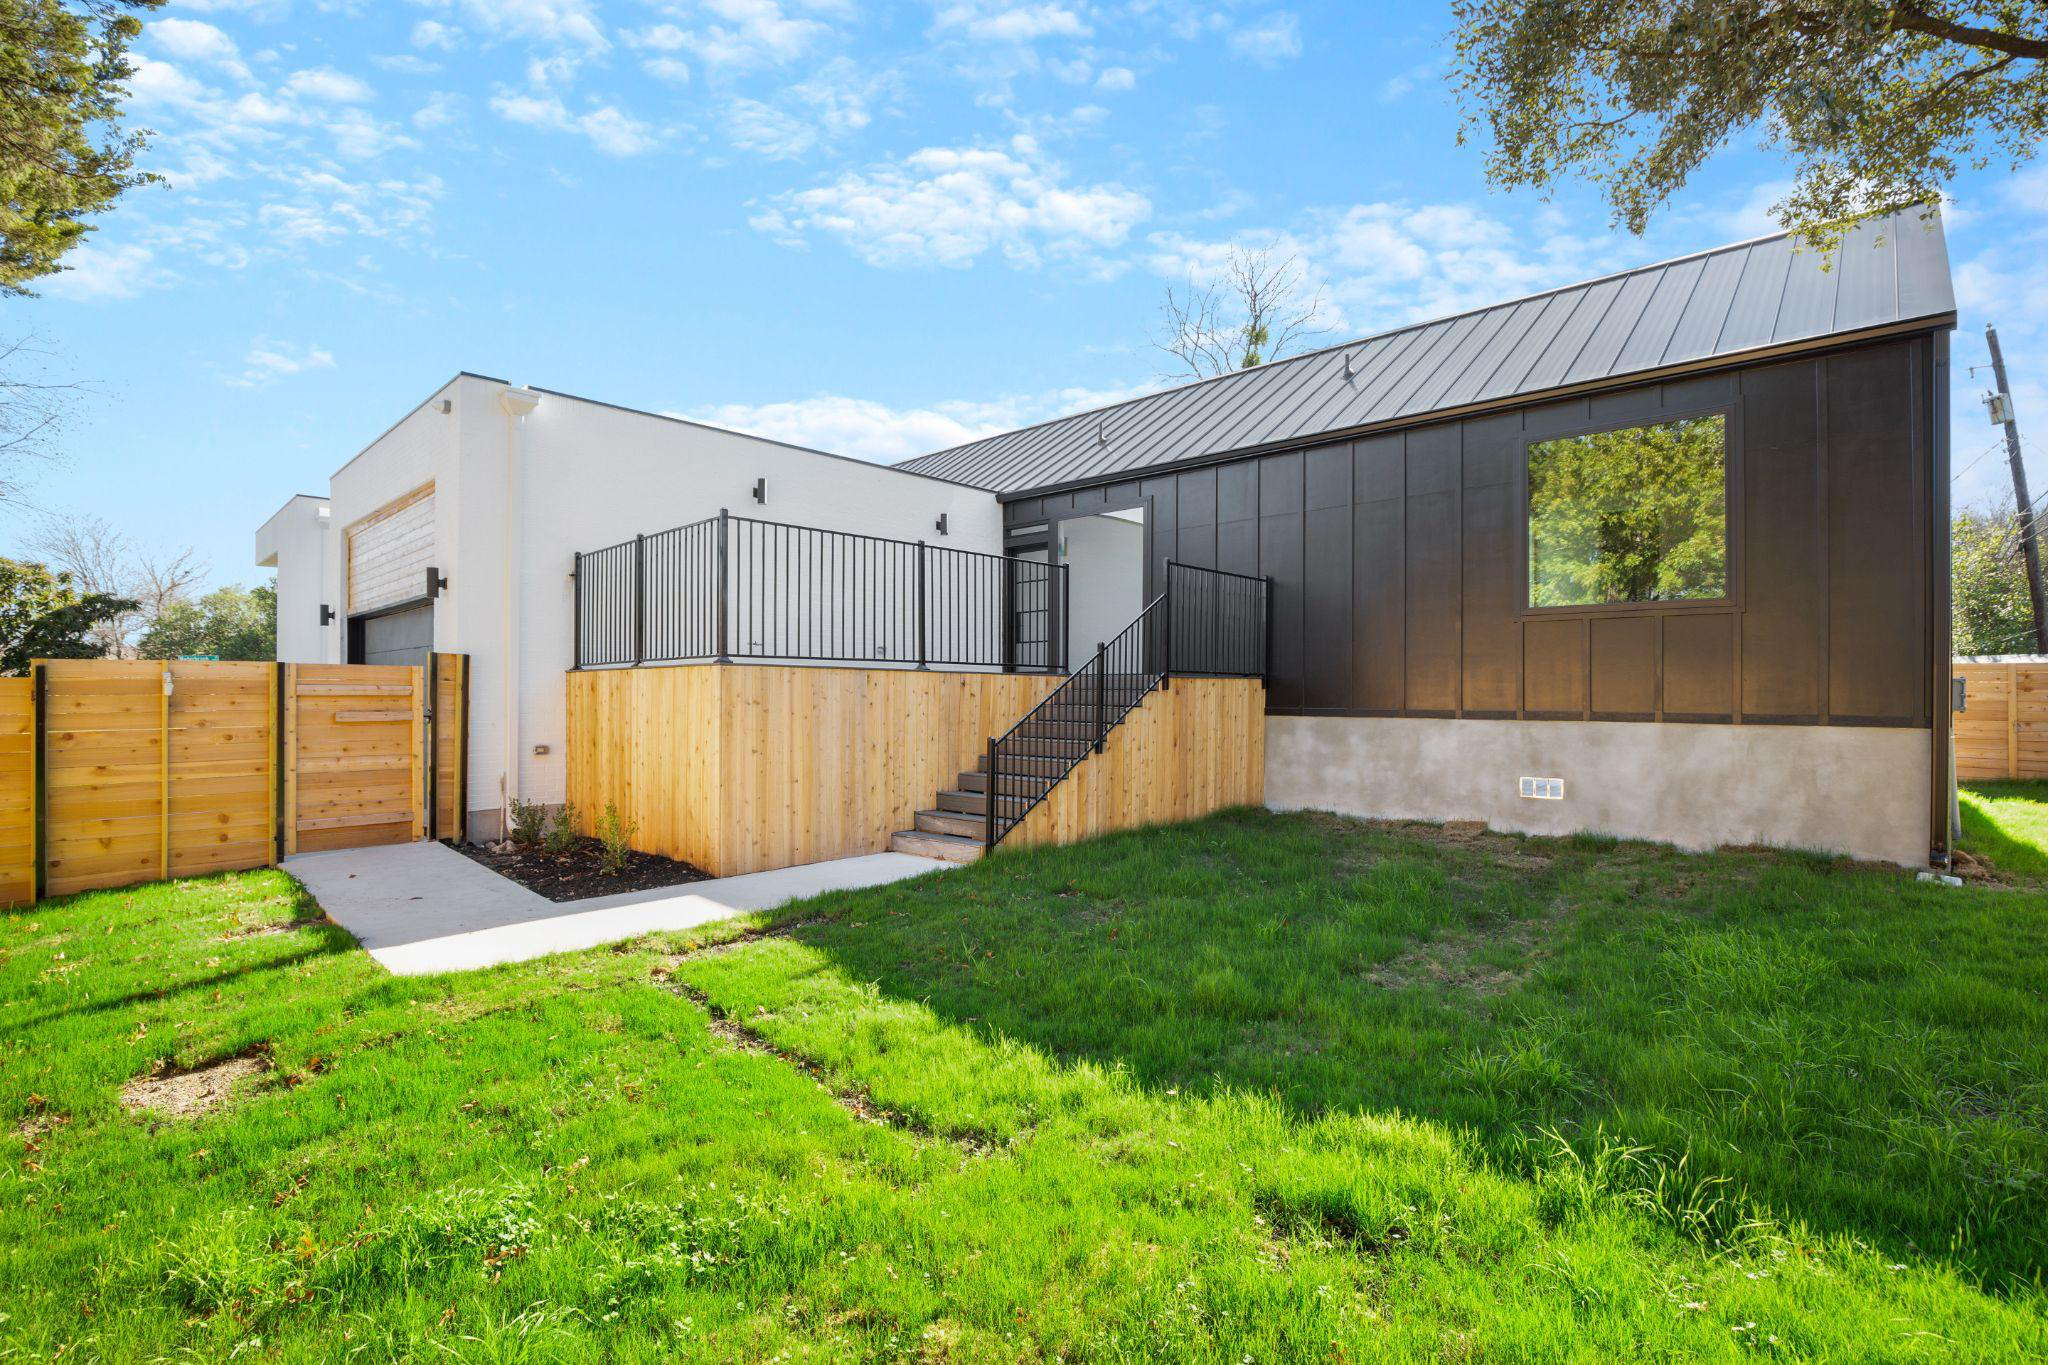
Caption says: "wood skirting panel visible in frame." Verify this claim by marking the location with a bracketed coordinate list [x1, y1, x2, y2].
[1004, 677, 1266, 850]
[1955, 661, 2048, 780]
[0, 677, 32, 908]
[565, 664, 1061, 877]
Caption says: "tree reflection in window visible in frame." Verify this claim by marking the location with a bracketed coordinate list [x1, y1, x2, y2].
[1528, 415, 1727, 607]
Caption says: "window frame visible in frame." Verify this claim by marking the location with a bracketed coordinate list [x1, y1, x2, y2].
[1515, 402, 1743, 620]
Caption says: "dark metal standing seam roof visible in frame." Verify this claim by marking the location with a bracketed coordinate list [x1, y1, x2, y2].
[894, 207, 1957, 496]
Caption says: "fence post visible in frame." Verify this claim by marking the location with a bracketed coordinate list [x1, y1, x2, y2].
[30, 662, 45, 905]
[633, 533, 647, 666]
[915, 541, 929, 670]
[1094, 643, 1107, 752]
[571, 551, 583, 670]
[716, 509, 732, 664]
[1161, 572, 1173, 690]
[1261, 577, 1274, 681]
[1000, 556, 1016, 674]
[985, 737, 999, 849]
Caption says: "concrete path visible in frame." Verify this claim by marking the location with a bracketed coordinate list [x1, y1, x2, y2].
[284, 841, 953, 976]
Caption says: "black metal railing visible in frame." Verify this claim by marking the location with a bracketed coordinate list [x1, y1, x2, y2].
[982, 563, 1270, 849]
[574, 511, 1069, 672]
[1164, 560, 1270, 676]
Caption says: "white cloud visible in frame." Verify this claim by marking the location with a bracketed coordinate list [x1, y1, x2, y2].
[412, 91, 460, 128]
[412, 19, 462, 51]
[720, 58, 881, 158]
[434, 0, 608, 51]
[1096, 66, 1135, 91]
[634, 0, 830, 70]
[282, 67, 374, 103]
[151, 19, 251, 82]
[40, 242, 170, 301]
[227, 339, 336, 388]
[752, 135, 1151, 269]
[1377, 61, 1434, 104]
[490, 92, 658, 155]
[644, 56, 692, 82]
[930, 2, 1090, 43]
[688, 381, 1157, 461]
[1228, 12, 1300, 65]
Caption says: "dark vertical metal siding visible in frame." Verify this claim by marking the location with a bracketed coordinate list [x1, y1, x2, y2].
[1003, 334, 1938, 733]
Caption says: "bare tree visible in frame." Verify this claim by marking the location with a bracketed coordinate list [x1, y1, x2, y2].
[25, 512, 206, 657]
[0, 335, 84, 508]
[1156, 242, 1330, 380]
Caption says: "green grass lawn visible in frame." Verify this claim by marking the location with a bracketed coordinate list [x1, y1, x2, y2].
[1961, 780, 2048, 881]
[5, 801, 2048, 1361]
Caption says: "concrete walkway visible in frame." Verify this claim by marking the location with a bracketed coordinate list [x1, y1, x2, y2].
[284, 841, 953, 976]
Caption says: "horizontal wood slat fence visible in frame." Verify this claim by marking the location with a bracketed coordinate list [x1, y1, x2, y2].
[1955, 660, 2048, 781]
[5, 656, 463, 909]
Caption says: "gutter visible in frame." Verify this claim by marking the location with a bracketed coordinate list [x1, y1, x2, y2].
[499, 386, 541, 831]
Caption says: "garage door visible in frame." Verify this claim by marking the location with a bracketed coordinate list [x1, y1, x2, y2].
[358, 603, 434, 671]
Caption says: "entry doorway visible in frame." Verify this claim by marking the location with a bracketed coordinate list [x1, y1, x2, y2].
[1058, 505, 1147, 665]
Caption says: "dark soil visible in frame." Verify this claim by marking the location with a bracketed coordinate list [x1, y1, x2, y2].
[459, 837, 711, 902]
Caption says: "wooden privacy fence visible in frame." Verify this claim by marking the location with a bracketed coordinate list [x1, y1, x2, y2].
[1955, 660, 2048, 780]
[1, 655, 468, 909]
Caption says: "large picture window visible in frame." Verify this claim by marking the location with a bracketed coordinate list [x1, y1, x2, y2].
[1527, 414, 1728, 608]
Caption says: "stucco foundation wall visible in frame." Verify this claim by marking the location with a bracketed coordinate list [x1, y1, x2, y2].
[1265, 716, 1931, 866]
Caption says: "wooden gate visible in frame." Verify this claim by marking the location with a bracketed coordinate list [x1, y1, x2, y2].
[282, 663, 424, 855]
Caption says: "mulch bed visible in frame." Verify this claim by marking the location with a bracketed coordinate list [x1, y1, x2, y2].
[459, 837, 712, 903]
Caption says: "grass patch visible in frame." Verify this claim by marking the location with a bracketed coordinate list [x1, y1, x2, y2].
[3, 814, 2046, 1360]
[1961, 779, 2048, 882]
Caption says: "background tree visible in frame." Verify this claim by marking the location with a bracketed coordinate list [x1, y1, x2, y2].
[0, 556, 132, 674]
[0, 0, 163, 295]
[138, 581, 274, 660]
[1954, 500, 2041, 654]
[1157, 243, 1329, 380]
[25, 509, 203, 655]
[1450, 0, 2048, 236]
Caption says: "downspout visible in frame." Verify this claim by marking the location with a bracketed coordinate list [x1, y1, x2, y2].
[498, 387, 542, 837]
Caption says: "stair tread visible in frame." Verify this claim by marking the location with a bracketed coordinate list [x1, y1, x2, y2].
[891, 828, 984, 863]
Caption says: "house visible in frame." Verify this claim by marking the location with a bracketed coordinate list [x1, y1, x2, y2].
[255, 379, 1006, 840]
[262, 205, 1958, 870]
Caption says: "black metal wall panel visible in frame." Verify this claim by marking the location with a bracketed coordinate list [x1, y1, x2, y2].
[999, 334, 1940, 731]
[1739, 358, 1826, 721]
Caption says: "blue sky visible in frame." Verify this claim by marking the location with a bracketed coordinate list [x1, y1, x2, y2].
[4, 0, 2045, 589]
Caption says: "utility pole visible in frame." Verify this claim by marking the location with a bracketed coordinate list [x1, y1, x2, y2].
[1986, 325, 2048, 653]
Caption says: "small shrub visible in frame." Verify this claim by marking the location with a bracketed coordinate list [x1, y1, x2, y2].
[507, 797, 547, 847]
[545, 803, 580, 854]
[595, 803, 638, 877]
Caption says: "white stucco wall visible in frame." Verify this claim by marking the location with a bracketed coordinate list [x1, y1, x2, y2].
[253, 495, 331, 664]
[1060, 510, 1146, 659]
[1265, 715, 1933, 867]
[267, 375, 1004, 838]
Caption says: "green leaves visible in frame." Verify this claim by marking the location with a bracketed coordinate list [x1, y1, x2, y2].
[136, 581, 275, 661]
[1953, 503, 2039, 655]
[0, 555, 133, 673]
[1451, 0, 2048, 235]
[0, 0, 165, 295]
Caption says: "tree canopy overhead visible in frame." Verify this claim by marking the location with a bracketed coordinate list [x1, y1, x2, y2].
[1450, 1, 2048, 236]
[0, 0, 163, 296]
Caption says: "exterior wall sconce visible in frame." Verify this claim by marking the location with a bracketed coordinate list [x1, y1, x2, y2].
[752, 477, 767, 504]
[426, 566, 448, 599]
[935, 512, 948, 536]
[319, 604, 335, 625]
